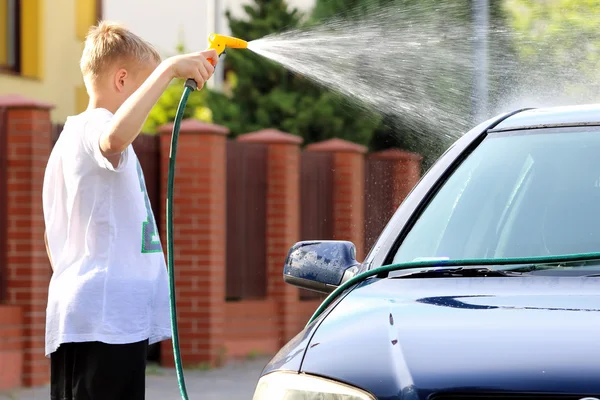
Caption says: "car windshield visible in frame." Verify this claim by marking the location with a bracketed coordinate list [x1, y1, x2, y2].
[393, 127, 600, 265]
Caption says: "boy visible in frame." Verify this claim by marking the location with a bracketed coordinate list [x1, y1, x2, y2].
[42, 21, 218, 400]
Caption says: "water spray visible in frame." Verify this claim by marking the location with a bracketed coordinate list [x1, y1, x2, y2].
[166, 33, 248, 400]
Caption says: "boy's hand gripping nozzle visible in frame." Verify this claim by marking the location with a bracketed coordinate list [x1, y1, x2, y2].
[185, 33, 248, 90]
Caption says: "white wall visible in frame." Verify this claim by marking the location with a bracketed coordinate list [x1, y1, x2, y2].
[103, 0, 211, 57]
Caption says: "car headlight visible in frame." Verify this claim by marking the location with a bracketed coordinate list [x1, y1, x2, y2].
[252, 371, 376, 400]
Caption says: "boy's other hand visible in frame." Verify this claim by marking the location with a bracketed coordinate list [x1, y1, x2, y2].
[165, 50, 219, 90]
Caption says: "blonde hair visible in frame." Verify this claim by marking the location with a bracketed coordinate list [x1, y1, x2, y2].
[80, 21, 161, 82]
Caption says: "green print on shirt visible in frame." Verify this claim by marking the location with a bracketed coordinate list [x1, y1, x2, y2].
[136, 160, 162, 253]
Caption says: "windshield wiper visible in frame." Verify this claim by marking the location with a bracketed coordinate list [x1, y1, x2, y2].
[391, 267, 526, 279]
[503, 259, 600, 273]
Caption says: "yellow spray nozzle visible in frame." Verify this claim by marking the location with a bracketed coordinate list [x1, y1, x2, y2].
[185, 34, 248, 91]
[207, 33, 248, 56]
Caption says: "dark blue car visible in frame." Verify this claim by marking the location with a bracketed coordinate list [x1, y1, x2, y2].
[252, 105, 600, 400]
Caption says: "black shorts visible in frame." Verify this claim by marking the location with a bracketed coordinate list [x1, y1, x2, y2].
[50, 339, 148, 400]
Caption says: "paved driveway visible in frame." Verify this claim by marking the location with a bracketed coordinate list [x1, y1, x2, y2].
[0, 357, 269, 400]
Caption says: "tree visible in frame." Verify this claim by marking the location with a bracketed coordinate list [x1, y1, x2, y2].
[143, 42, 213, 134]
[206, 0, 380, 145]
[312, 0, 399, 21]
[311, 0, 471, 168]
[142, 82, 214, 133]
[311, 0, 518, 169]
[503, 0, 600, 104]
[208, 0, 521, 168]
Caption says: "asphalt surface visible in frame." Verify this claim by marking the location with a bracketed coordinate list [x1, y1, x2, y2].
[0, 357, 270, 400]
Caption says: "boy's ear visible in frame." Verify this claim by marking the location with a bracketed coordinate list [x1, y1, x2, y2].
[114, 69, 128, 92]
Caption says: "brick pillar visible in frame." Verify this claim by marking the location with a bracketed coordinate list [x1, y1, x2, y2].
[0, 95, 53, 386]
[0, 305, 23, 390]
[159, 119, 229, 367]
[370, 149, 423, 210]
[305, 138, 367, 260]
[237, 129, 302, 345]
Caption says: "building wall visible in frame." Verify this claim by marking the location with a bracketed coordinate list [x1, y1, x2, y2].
[0, 0, 98, 123]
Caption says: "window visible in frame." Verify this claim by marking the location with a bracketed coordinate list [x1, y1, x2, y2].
[0, 0, 21, 73]
[393, 127, 600, 263]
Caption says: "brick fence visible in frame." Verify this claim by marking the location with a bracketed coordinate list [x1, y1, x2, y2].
[0, 95, 422, 389]
[0, 95, 53, 388]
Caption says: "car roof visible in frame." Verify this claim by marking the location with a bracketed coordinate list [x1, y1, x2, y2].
[491, 104, 600, 132]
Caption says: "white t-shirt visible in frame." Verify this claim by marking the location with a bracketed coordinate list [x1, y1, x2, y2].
[42, 108, 171, 357]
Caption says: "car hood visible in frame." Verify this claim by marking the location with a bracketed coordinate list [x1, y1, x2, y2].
[300, 276, 600, 400]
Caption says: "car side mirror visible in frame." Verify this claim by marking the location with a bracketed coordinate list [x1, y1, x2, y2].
[283, 240, 361, 294]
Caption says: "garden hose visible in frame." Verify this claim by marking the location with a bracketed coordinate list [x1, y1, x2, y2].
[165, 33, 248, 400]
[166, 80, 195, 400]
[306, 251, 600, 326]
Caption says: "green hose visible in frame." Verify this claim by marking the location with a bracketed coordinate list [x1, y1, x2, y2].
[306, 251, 600, 326]
[167, 82, 194, 400]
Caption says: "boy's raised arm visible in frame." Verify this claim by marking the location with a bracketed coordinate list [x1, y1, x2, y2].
[99, 50, 218, 163]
